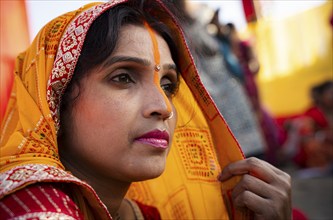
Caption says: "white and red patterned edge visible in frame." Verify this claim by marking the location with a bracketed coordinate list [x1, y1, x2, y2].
[0, 164, 78, 196]
[46, 0, 127, 130]
[0, 164, 111, 219]
[11, 212, 77, 220]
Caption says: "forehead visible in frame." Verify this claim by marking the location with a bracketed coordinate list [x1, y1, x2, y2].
[112, 24, 171, 58]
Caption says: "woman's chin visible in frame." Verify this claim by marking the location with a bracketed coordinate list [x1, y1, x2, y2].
[129, 162, 166, 182]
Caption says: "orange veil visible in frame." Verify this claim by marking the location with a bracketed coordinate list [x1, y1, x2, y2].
[0, 1, 248, 219]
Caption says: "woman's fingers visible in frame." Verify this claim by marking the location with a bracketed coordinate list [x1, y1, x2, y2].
[219, 157, 288, 184]
[219, 157, 292, 220]
[231, 174, 272, 199]
[233, 190, 285, 220]
[233, 189, 267, 213]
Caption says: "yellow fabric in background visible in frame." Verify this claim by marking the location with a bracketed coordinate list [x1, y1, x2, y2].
[252, 2, 332, 116]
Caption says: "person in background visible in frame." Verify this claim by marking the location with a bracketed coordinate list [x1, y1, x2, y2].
[292, 80, 333, 173]
[279, 80, 332, 178]
[0, 0, 291, 219]
[210, 16, 281, 166]
[173, 1, 267, 160]
[305, 80, 333, 130]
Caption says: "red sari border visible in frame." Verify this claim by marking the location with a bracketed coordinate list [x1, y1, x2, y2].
[0, 164, 112, 219]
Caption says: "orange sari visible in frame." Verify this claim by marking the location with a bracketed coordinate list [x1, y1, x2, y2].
[0, 0, 248, 219]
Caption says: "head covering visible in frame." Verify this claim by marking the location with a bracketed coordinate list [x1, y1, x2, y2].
[0, 0, 248, 219]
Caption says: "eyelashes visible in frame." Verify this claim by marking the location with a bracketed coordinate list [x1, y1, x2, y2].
[109, 71, 179, 97]
[160, 79, 179, 98]
[110, 73, 134, 84]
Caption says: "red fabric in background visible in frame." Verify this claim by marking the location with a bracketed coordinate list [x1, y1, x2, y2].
[274, 114, 302, 145]
[292, 208, 309, 220]
[242, 0, 257, 23]
[304, 106, 329, 129]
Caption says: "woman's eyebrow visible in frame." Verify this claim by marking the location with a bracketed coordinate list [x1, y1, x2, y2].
[163, 63, 178, 73]
[103, 56, 178, 73]
[103, 56, 151, 67]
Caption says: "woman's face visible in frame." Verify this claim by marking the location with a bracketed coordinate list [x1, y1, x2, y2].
[62, 24, 178, 183]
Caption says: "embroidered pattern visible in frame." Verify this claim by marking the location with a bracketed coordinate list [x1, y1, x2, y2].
[11, 212, 77, 220]
[173, 128, 220, 182]
[0, 164, 112, 219]
[46, 0, 126, 130]
[164, 187, 194, 220]
[7, 116, 59, 165]
[0, 164, 79, 196]
[44, 16, 72, 55]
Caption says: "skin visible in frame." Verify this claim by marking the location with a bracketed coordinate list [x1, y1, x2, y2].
[144, 21, 173, 113]
[60, 24, 178, 217]
[219, 157, 292, 220]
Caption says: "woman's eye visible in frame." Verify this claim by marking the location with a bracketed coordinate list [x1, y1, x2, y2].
[161, 78, 179, 97]
[110, 73, 134, 84]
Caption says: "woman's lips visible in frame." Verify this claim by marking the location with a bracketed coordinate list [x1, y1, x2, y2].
[135, 130, 170, 149]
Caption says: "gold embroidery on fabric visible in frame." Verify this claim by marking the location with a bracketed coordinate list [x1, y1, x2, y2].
[45, 16, 72, 55]
[164, 187, 194, 220]
[174, 128, 219, 182]
[16, 117, 57, 159]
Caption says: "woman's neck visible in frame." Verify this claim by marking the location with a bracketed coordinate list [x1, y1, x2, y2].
[89, 176, 130, 216]
[61, 158, 131, 217]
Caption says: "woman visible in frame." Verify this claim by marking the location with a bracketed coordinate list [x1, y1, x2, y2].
[0, 0, 291, 219]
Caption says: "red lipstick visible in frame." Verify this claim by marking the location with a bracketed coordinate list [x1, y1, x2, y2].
[135, 129, 170, 149]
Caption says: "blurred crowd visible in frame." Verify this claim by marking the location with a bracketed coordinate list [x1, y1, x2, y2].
[278, 80, 333, 176]
[172, 1, 333, 178]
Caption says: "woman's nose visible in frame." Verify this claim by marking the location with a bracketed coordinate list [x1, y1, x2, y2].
[143, 84, 172, 120]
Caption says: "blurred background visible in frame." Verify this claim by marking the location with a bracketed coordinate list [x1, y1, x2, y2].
[1, 0, 332, 219]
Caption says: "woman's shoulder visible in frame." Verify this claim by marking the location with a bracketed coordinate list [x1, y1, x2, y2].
[0, 182, 84, 220]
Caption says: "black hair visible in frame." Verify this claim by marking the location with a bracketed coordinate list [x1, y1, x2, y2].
[311, 80, 333, 104]
[58, 0, 180, 139]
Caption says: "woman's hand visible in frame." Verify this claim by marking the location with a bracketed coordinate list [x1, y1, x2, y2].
[218, 157, 292, 220]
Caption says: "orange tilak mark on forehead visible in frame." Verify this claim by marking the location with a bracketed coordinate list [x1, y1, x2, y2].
[144, 22, 172, 113]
